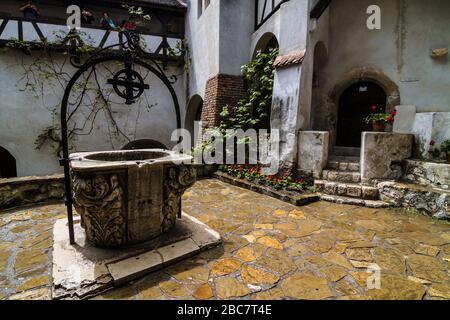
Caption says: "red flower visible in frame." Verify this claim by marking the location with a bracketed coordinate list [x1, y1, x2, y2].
[430, 140, 436, 146]
[371, 105, 377, 111]
[391, 111, 398, 116]
[386, 116, 394, 123]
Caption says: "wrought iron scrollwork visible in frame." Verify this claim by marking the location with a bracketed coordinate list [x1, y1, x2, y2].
[162, 165, 196, 232]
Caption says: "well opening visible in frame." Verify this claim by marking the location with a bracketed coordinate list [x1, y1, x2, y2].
[84, 150, 169, 162]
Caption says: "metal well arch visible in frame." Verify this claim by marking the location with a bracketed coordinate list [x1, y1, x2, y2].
[60, 31, 182, 244]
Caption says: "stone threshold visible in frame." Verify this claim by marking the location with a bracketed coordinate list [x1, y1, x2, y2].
[212, 172, 320, 206]
[52, 213, 221, 300]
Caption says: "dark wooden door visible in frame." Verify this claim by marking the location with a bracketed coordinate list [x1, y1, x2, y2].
[336, 82, 387, 148]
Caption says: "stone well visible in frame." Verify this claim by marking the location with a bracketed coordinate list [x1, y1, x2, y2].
[69, 149, 195, 247]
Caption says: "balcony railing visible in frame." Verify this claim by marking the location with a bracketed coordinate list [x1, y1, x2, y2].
[0, 13, 184, 62]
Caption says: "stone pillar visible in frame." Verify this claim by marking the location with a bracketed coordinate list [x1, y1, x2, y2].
[361, 132, 413, 183]
[297, 131, 329, 179]
[271, 51, 305, 174]
[200, 74, 246, 128]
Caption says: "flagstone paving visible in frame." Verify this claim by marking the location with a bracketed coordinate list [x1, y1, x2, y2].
[0, 178, 449, 300]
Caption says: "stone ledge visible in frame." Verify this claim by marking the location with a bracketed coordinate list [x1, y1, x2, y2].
[213, 172, 320, 206]
[378, 181, 450, 220]
[0, 174, 64, 186]
[0, 174, 64, 211]
[403, 159, 450, 190]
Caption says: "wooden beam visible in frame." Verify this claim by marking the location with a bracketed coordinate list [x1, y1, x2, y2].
[0, 19, 8, 38]
[310, 0, 333, 19]
[32, 22, 46, 41]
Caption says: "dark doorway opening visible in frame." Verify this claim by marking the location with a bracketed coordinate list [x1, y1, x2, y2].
[185, 95, 204, 148]
[336, 81, 387, 148]
[252, 33, 279, 132]
[0, 146, 17, 178]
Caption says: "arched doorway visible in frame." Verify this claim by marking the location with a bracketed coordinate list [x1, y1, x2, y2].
[0, 146, 17, 178]
[122, 139, 167, 150]
[336, 81, 387, 147]
[252, 32, 279, 59]
[311, 41, 328, 129]
[185, 94, 204, 147]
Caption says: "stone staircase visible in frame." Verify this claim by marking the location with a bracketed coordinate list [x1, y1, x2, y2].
[314, 154, 390, 208]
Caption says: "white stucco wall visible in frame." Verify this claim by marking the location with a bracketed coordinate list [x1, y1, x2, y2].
[0, 50, 186, 177]
[251, 0, 310, 57]
[185, 0, 220, 98]
[307, 0, 450, 153]
[314, 0, 450, 114]
[218, 0, 253, 75]
[186, 0, 253, 100]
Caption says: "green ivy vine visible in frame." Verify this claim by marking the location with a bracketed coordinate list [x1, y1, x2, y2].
[193, 48, 278, 160]
[219, 47, 278, 132]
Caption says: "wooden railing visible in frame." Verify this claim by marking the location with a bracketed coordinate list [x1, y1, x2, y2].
[0, 13, 184, 61]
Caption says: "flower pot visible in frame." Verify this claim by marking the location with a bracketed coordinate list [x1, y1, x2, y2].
[447, 154, 450, 163]
[372, 121, 386, 132]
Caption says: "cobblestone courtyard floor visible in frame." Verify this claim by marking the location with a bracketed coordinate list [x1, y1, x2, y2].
[1, 179, 449, 300]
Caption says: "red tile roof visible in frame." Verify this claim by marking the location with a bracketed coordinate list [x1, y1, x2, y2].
[273, 50, 306, 68]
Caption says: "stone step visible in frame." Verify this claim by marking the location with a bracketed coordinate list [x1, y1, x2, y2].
[314, 180, 379, 200]
[329, 156, 360, 163]
[327, 157, 360, 172]
[320, 194, 391, 208]
[333, 147, 361, 157]
[322, 170, 361, 183]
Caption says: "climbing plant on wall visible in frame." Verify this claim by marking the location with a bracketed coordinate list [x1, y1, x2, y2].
[218, 47, 278, 132]
[194, 48, 278, 158]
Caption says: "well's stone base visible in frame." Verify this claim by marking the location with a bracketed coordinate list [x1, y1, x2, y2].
[52, 212, 221, 300]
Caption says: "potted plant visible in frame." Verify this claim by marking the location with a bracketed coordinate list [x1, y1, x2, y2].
[364, 105, 397, 132]
[441, 140, 450, 163]
[428, 140, 442, 160]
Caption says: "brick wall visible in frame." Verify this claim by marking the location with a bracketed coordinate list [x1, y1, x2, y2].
[201, 74, 246, 128]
